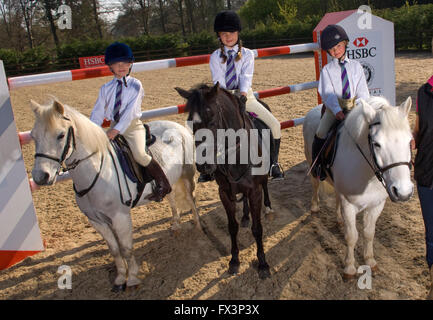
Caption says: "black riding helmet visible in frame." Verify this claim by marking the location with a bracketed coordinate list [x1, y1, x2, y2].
[105, 42, 134, 66]
[320, 24, 349, 51]
[105, 42, 134, 86]
[214, 10, 241, 33]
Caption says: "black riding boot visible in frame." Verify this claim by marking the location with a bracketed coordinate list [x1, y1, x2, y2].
[198, 172, 214, 183]
[270, 138, 284, 180]
[311, 135, 327, 181]
[146, 158, 172, 202]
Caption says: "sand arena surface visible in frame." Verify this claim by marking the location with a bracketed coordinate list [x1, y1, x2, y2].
[1, 52, 432, 299]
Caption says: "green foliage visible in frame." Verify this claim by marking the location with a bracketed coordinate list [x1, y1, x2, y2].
[375, 3, 433, 50]
[56, 39, 110, 60]
[0, 46, 51, 75]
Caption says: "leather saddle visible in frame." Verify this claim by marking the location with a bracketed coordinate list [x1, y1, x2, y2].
[111, 123, 156, 186]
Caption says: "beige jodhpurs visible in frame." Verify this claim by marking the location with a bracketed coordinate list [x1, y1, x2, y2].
[112, 118, 152, 167]
[316, 98, 355, 139]
[245, 89, 281, 139]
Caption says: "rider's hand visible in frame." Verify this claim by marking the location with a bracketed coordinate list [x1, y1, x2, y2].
[335, 111, 345, 121]
[106, 128, 120, 140]
[240, 92, 247, 96]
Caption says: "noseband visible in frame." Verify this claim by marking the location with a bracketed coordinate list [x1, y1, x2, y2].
[348, 121, 412, 189]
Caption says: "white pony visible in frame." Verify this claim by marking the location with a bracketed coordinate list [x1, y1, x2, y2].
[303, 96, 414, 278]
[30, 98, 199, 291]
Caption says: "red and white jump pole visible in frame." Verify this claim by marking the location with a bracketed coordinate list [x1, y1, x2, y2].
[8, 43, 319, 90]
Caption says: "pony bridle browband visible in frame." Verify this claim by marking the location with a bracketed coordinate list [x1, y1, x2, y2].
[349, 121, 412, 189]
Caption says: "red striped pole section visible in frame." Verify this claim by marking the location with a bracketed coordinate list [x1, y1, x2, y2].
[8, 43, 319, 90]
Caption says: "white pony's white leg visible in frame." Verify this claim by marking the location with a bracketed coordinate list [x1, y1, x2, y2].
[362, 201, 385, 272]
[341, 199, 359, 278]
[88, 219, 127, 286]
[183, 176, 201, 231]
[112, 213, 141, 288]
[310, 176, 320, 213]
[167, 192, 181, 233]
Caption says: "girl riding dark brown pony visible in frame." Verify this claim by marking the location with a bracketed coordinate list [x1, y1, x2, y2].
[176, 82, 271, 279]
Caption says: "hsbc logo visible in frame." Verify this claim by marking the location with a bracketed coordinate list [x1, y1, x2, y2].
[353, 37, 369, 47]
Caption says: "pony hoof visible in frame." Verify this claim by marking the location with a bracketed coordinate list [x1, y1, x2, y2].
[111, 283, 126, 293]
[240, 219, 250, 228]
[258, 268, 271, 279]
[265, 212, 275, 221]
[171, 228, 181, 237]
[370, 265, 379, 275]
[342, 273, 357, 281]
[126, 284, 140, 292]
[228, 264, 240, 275]
[311, 208, 319, 214]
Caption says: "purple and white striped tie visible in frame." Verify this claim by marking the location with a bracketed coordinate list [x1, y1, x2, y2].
[225, 50, 237, 90]
[340, 61, 351, 99]
[112, 80, 122, 123]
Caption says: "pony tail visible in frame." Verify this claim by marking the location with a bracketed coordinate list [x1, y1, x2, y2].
[219, 40, 227, 63]
[235, 39, 243, 62]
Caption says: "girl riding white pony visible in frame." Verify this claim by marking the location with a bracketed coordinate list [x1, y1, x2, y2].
[304, 96, 414, 278]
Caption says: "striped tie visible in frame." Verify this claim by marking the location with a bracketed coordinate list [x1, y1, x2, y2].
[340, 61, 351, 99]
[112, 80, 122, 123]
[225, 49, 237, 90]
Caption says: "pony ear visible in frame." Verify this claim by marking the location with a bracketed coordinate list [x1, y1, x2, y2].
[30, 99, 41, 115]
[52, 99, 65, 116]
[399, 96, 411, 117]
[209, 82, 220, 98]
[359, 98, 376, 123]
[175, 87, 191, 99]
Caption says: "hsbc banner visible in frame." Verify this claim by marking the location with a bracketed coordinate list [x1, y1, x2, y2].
[79, 55, 105, 69]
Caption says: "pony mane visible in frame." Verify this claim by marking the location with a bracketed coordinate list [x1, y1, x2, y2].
[344, 96, 410, 141]
[40, 98, 109, 155]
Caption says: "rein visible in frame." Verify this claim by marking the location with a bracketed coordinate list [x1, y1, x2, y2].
[344, 121, 412, 189]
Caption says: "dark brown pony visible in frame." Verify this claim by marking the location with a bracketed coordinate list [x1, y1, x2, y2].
[176, 83, 271, 279]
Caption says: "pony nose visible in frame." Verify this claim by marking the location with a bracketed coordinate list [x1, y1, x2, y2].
[389, 182, 413, 202]
[33, 171, 50, 185]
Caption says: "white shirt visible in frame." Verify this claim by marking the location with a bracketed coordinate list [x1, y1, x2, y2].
[318, 56, 370, 115]
[90, 76, 144, 134]
[209, 44, 254, 93]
